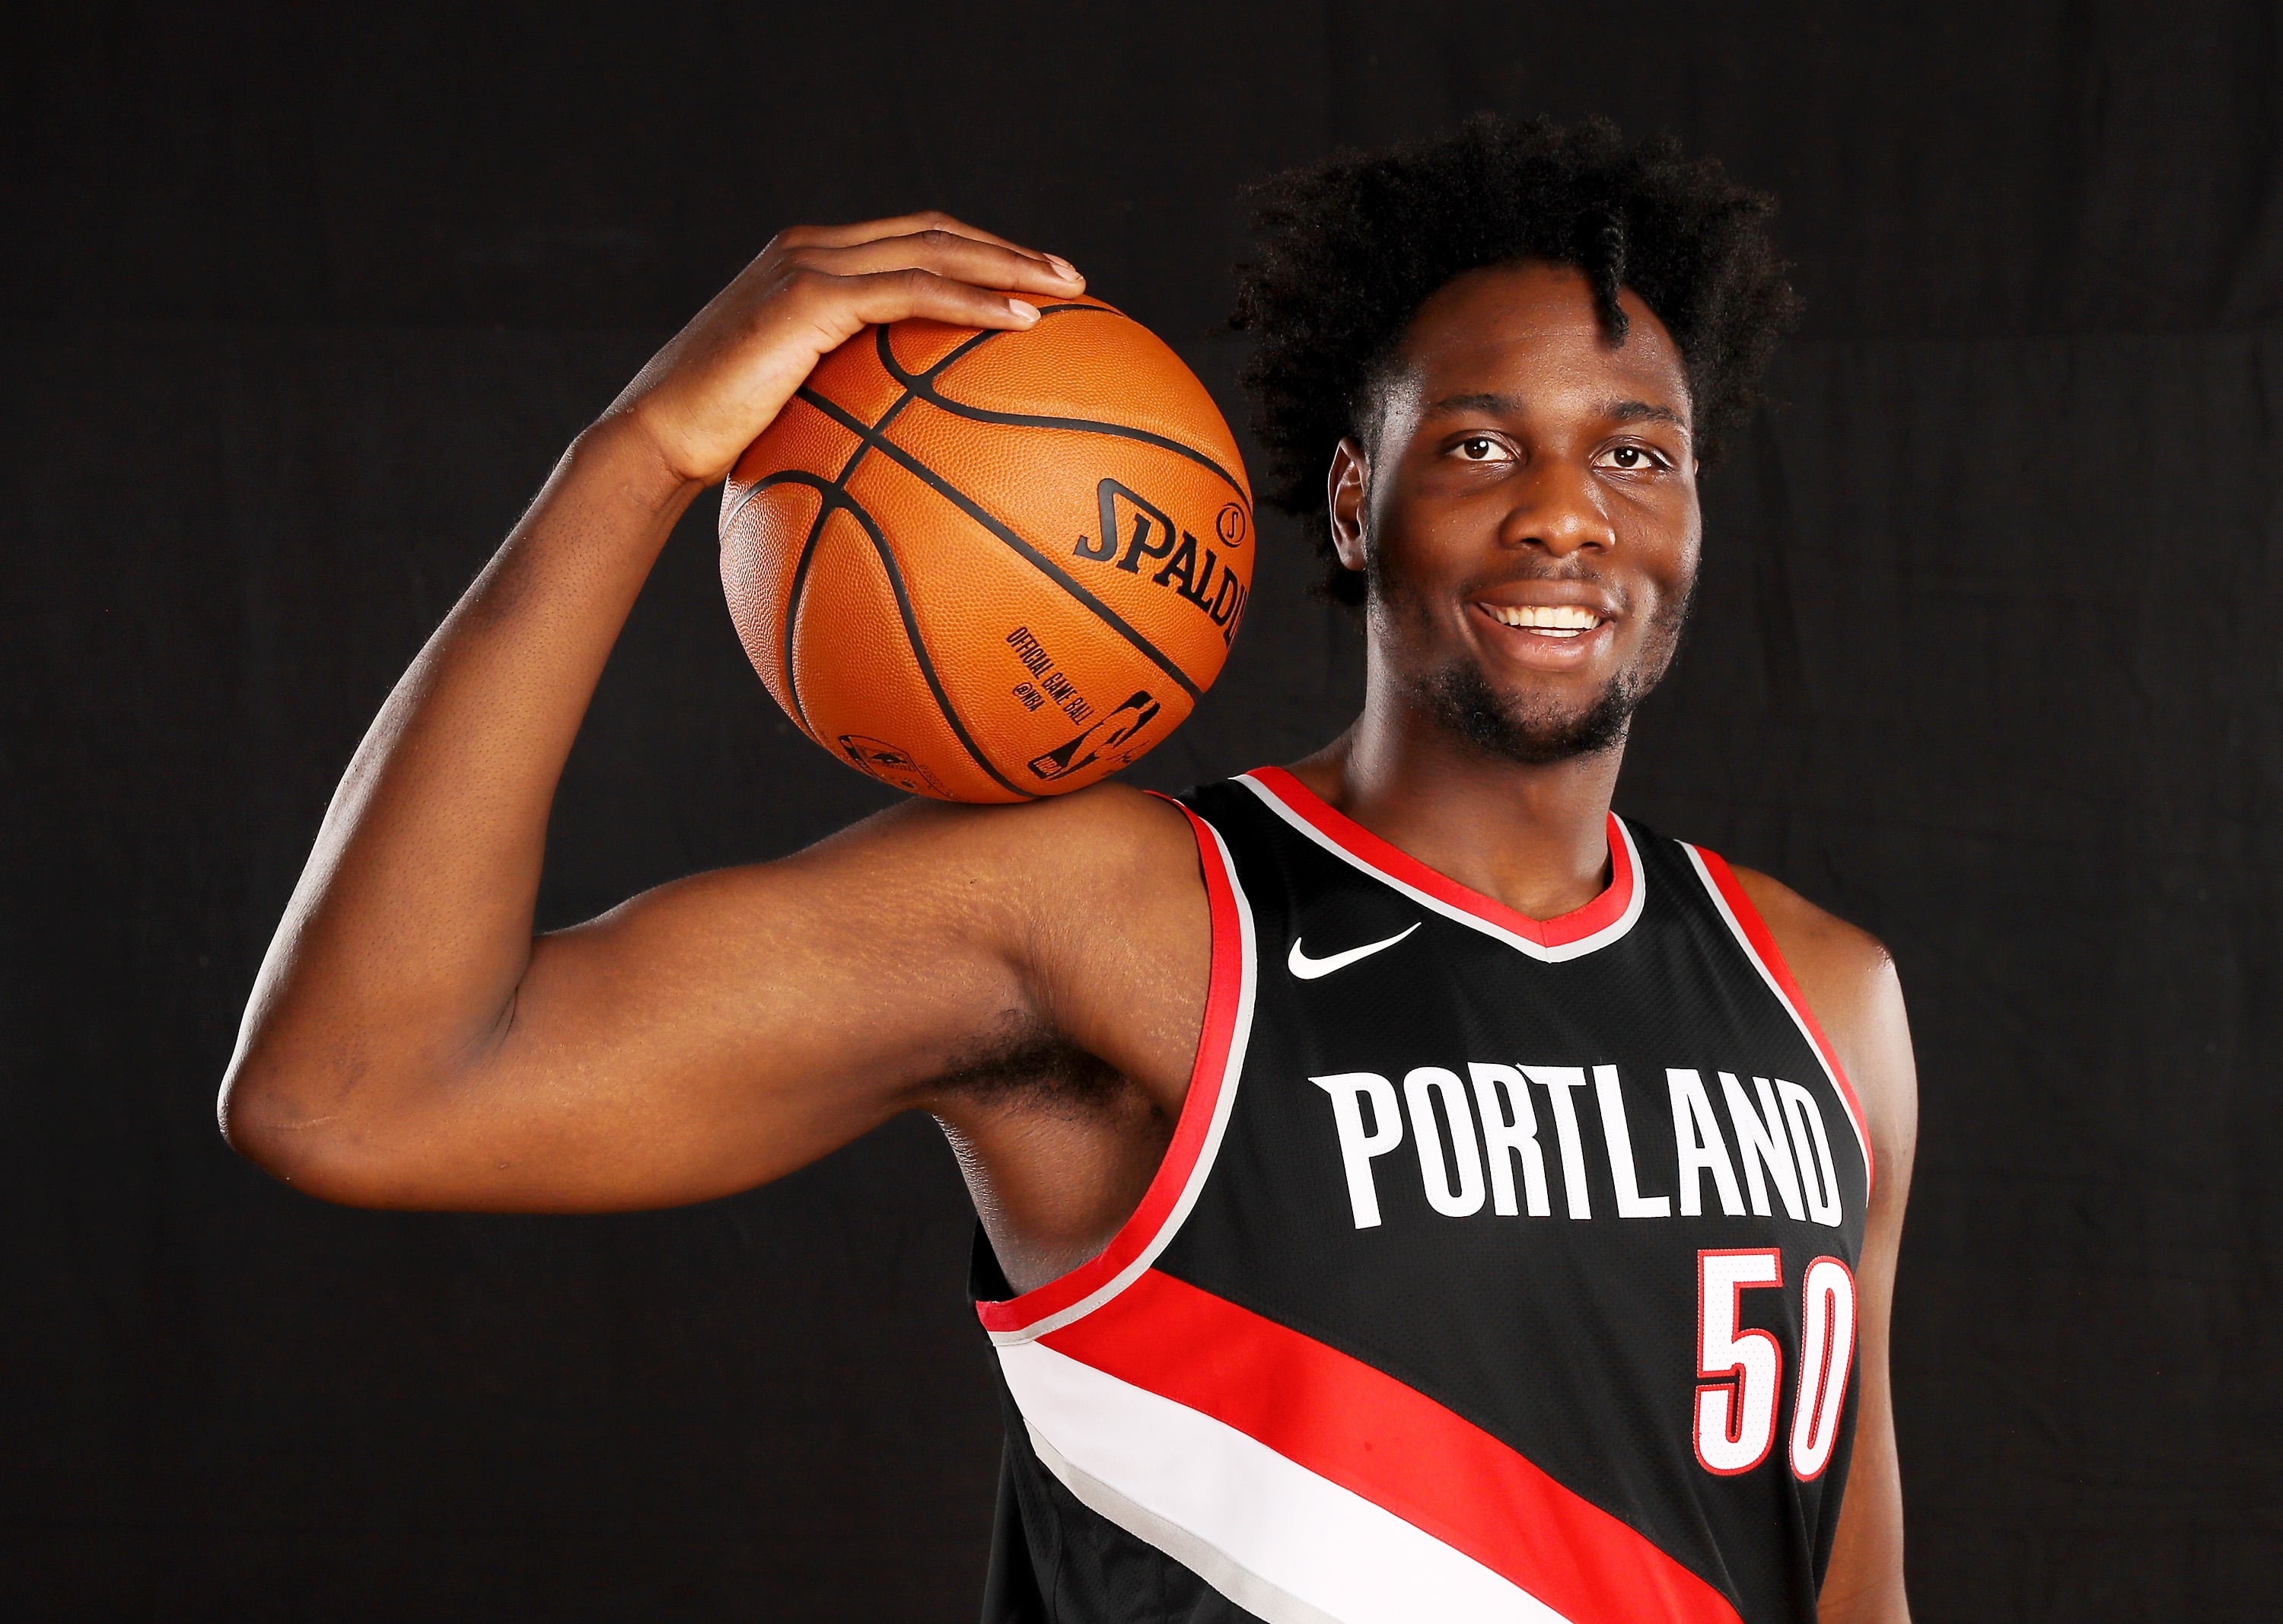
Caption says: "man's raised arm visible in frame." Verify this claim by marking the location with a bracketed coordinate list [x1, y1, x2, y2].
[218, 218, 1113, 1212]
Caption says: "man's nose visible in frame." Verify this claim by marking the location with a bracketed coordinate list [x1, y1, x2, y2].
[1498, 457, 1616, 557]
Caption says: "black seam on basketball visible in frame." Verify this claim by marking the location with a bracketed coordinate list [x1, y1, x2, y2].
[718, 390, 916, 535]
[833, 495, 1037, 801]
[794, 389, 1206, 704]
[736, 390, 922, 731]
[784, 420, 892, 728]
[911, 326, 1003, 382]
[873, 313, 1250, 504]
[893, 302, 1104, 384]
[756, 472, 837, 737]
[721, 465, 826, 534]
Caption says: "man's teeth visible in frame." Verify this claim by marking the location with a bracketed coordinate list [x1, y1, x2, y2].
[1483, 603, 1603, 636]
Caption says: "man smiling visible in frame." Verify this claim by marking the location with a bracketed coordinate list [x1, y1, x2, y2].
[222, 116, 1915, 1622]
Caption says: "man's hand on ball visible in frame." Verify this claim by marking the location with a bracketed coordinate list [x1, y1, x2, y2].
[608, 212, 1085, 489]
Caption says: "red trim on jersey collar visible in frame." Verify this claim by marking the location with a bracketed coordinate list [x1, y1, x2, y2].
[1040, 1269, 1746, 1624]
[975, 798, 1249, 1337]
[1247, 765, 1635, 948]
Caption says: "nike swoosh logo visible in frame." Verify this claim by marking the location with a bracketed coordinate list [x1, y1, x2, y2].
[1288, 922, 1422, 980]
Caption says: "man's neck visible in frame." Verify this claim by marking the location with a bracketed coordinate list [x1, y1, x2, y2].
[1285, 689, 1625, 924]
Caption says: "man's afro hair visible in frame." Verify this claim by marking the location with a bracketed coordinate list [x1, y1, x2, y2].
[1232, 114, 1801, 604]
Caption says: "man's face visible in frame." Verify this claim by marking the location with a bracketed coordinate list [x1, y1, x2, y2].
[1330, 261, 1702, 765]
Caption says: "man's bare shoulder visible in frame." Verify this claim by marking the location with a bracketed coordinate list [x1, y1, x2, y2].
[1728, 867, 1893, 992]
[797, 779, 1201, 893]
[1729, 865, 1916, 1170]
[758, 780, 1209, 1005]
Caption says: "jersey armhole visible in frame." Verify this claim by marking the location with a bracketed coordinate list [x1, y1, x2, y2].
[974, 795, 1258, 1342]
[1685, 845, 1877, 1199]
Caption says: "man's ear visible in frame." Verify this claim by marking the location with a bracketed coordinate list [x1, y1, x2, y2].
[1327, 437, 1370, 575]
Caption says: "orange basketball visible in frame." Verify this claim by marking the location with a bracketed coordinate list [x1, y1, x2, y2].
[718, 295, 1253, 802]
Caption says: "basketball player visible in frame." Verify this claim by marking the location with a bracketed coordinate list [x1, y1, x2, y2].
[222, 119, 1914, 1622]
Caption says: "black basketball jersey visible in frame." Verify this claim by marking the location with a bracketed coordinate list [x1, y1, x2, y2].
[975, 769, 1874, 1624]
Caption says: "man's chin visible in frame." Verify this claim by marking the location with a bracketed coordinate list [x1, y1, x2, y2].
[1418, 662, 1639, 766]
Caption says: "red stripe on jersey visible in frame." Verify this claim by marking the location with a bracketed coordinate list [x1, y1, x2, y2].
[976, 799, 1247, 1336]
[1043, 1269, 1745, 1624]
[1692, 847, 1876, 1199]
[1246, 765, 1635, 948]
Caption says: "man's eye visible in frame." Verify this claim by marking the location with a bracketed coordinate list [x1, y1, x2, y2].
[1457, 437, 1504, 461]
[1600, 444, 1662, 470]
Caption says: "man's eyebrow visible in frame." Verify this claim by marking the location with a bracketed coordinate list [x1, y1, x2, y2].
[1609, 400, 1689, 431]
[1420, 391, 1520, 417]
[1418, 392, 1690, 432]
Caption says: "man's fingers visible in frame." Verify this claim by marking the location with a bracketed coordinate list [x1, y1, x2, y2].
[782, 211, 1056, 266]
[835, 267, 1047, 334]
[806, 229, 1084, 297]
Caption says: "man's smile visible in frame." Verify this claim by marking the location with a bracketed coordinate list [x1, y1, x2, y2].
[1468, 583, 1625, 669]
[1477, 602, 1603, 638]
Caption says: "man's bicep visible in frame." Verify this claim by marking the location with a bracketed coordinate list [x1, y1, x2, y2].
[411, 807, 1042, 1210]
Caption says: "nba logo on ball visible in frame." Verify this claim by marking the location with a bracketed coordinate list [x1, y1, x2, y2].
[718, 295, 1253, 803]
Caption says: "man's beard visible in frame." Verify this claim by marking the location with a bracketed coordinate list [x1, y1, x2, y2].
[1415, 658, 1645, 766]
[1375, 565, 1696, 768]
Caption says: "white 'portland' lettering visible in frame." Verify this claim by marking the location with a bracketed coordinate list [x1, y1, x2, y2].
[1466, 1063, 1551, 1217]
[1778, 1079, 1844, 1227]
[1668, 1069, 1747, 1217]
[1524, 1065, 1595, 1219]
[1310, 1072, 1403, 1228]
[1403, 1068, 1487, 1218]
[1593, 1064, 1671, 1218]
[1721, 1072, 1807, 1221]
[1310, 1062, 1847, 1231]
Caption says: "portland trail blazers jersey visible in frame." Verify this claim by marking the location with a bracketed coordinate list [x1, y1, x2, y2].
[975, 768, 1874, 1624]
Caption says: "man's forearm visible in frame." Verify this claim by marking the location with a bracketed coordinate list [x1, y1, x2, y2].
[219, 416, 699, 1185]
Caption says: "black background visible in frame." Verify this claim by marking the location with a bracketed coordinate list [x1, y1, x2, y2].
[5, 2, 2279, 1619]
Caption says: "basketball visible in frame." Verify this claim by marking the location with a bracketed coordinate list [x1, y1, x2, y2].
[718, 295, 1253, 802]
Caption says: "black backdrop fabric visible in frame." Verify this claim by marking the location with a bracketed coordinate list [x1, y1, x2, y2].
[5, 3, 2280, 1619]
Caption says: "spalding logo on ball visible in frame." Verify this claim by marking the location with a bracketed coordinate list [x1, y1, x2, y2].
[718, 294, 1252, 802]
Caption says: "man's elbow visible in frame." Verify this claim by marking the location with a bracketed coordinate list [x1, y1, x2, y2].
[217, 1044, 407, 1208]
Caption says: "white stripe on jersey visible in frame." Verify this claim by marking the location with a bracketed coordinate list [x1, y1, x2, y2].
[1000, 1339, 1574, 1624]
